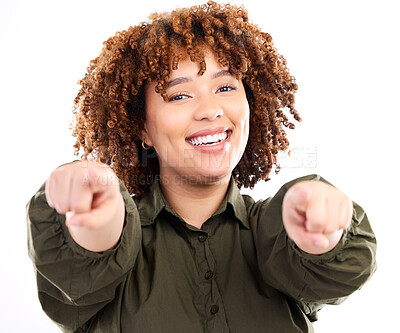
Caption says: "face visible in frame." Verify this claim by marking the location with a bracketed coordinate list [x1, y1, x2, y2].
[142, 51, 250, 184]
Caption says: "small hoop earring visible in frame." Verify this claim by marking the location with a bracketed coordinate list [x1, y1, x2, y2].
[142, 141, 151, 150]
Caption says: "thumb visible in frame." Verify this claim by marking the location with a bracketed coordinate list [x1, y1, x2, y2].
[66, 210, 99, 229]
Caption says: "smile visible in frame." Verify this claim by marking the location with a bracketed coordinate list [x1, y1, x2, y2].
[186, 130, 230, 146]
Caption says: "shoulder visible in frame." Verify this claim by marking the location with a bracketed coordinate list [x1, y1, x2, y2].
[240, 174, 324, 225]
[241, 193, 272, 223]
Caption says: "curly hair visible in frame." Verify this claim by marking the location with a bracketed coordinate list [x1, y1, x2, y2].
[71, 1, 301, 196]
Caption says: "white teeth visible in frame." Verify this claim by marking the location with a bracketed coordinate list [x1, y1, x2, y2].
[188, 131, 229, 146]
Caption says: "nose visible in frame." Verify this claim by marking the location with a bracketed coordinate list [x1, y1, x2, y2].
[193, 95, 223, 121]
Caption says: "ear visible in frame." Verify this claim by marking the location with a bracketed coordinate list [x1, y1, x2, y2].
[140, 123, 154, 147]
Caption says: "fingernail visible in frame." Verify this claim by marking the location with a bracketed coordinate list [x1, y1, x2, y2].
[314, 240, 327, 248]
[67, 219, 81, 227]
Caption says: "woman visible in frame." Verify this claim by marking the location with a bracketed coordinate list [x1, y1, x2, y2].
[27, 2, 376, 332]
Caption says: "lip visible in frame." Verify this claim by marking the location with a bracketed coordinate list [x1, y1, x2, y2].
[186, 129, 232, 153]
[186, 126, 230, 140]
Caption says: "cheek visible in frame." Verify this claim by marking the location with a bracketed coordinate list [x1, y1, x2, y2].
[235, 103, 250, 152]
[148, 112, 187, 145]
[235, 100, 250, 135]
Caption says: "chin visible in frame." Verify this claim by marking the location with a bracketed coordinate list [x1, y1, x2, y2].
[191, 167, 232, 184]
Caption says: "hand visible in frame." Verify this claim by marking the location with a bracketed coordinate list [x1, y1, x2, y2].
[282, 180, 353, 255]
[45, 160, 123, 230]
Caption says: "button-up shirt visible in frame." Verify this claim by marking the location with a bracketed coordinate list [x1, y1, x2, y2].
[27, 174, 377, 332]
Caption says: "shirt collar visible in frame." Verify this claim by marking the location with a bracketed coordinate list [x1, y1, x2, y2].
[137, 175, 249, 229]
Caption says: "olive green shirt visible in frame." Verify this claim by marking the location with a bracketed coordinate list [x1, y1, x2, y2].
[27, 174, 376, 333]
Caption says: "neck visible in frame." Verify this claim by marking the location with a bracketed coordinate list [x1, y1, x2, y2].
[159, 172, 231, 229]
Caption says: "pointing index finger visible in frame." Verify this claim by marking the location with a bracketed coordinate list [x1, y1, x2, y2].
[86, 165, 118, 194]
[291, 183, 312, 214]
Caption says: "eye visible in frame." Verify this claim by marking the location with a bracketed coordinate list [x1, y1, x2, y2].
[168, 93, 190, 102]
[217, 85, 236, 93]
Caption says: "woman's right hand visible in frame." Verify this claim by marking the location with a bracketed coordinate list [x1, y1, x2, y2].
[45, 160, 125, 251]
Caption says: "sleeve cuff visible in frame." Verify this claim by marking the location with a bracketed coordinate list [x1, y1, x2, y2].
[288, 215, 352, 263]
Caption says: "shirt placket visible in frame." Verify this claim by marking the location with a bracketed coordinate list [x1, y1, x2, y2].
[193, 218, 230, 333]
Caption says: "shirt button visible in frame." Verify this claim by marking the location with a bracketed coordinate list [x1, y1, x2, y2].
[210, 305, 219, 315]
[198, 234, 208, 242]
[204, 270, 214, 280]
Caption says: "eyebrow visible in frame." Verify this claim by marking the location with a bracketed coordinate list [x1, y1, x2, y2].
[166, 70, 234, 88]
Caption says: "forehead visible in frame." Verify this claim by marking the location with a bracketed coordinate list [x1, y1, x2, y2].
[167, 51, 232, 81]
[144, 47, 241, 98]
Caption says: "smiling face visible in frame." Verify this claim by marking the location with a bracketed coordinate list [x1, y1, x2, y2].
[142, 51, 250, 185]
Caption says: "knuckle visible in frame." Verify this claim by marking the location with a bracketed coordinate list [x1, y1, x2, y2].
[340, 220, 351, 230]
[55, 203, 68, 214]
[71, 203, 89, 214]
[307, 219, 325, 231]
[324, 226, 337, 234]
[47, 171, 58, 186]
[313, 219, 325, 228]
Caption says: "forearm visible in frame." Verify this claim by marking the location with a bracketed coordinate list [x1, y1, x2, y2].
[289, 203, 377, 302]
[27, 178, 141, 304]
[255, 175, 377, 303]
[27, 178, 141, 330]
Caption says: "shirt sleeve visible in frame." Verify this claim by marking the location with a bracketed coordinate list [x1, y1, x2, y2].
[26, 177, 141, 332]
[252, 174, 377, 322]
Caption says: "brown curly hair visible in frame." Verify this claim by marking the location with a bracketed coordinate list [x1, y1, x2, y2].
[71, 1, 301, 196]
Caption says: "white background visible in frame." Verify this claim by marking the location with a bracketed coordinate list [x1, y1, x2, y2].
[1, 0, 399, 331]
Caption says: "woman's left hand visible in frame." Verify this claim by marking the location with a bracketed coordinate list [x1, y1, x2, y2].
[282, 180, 353, 255]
